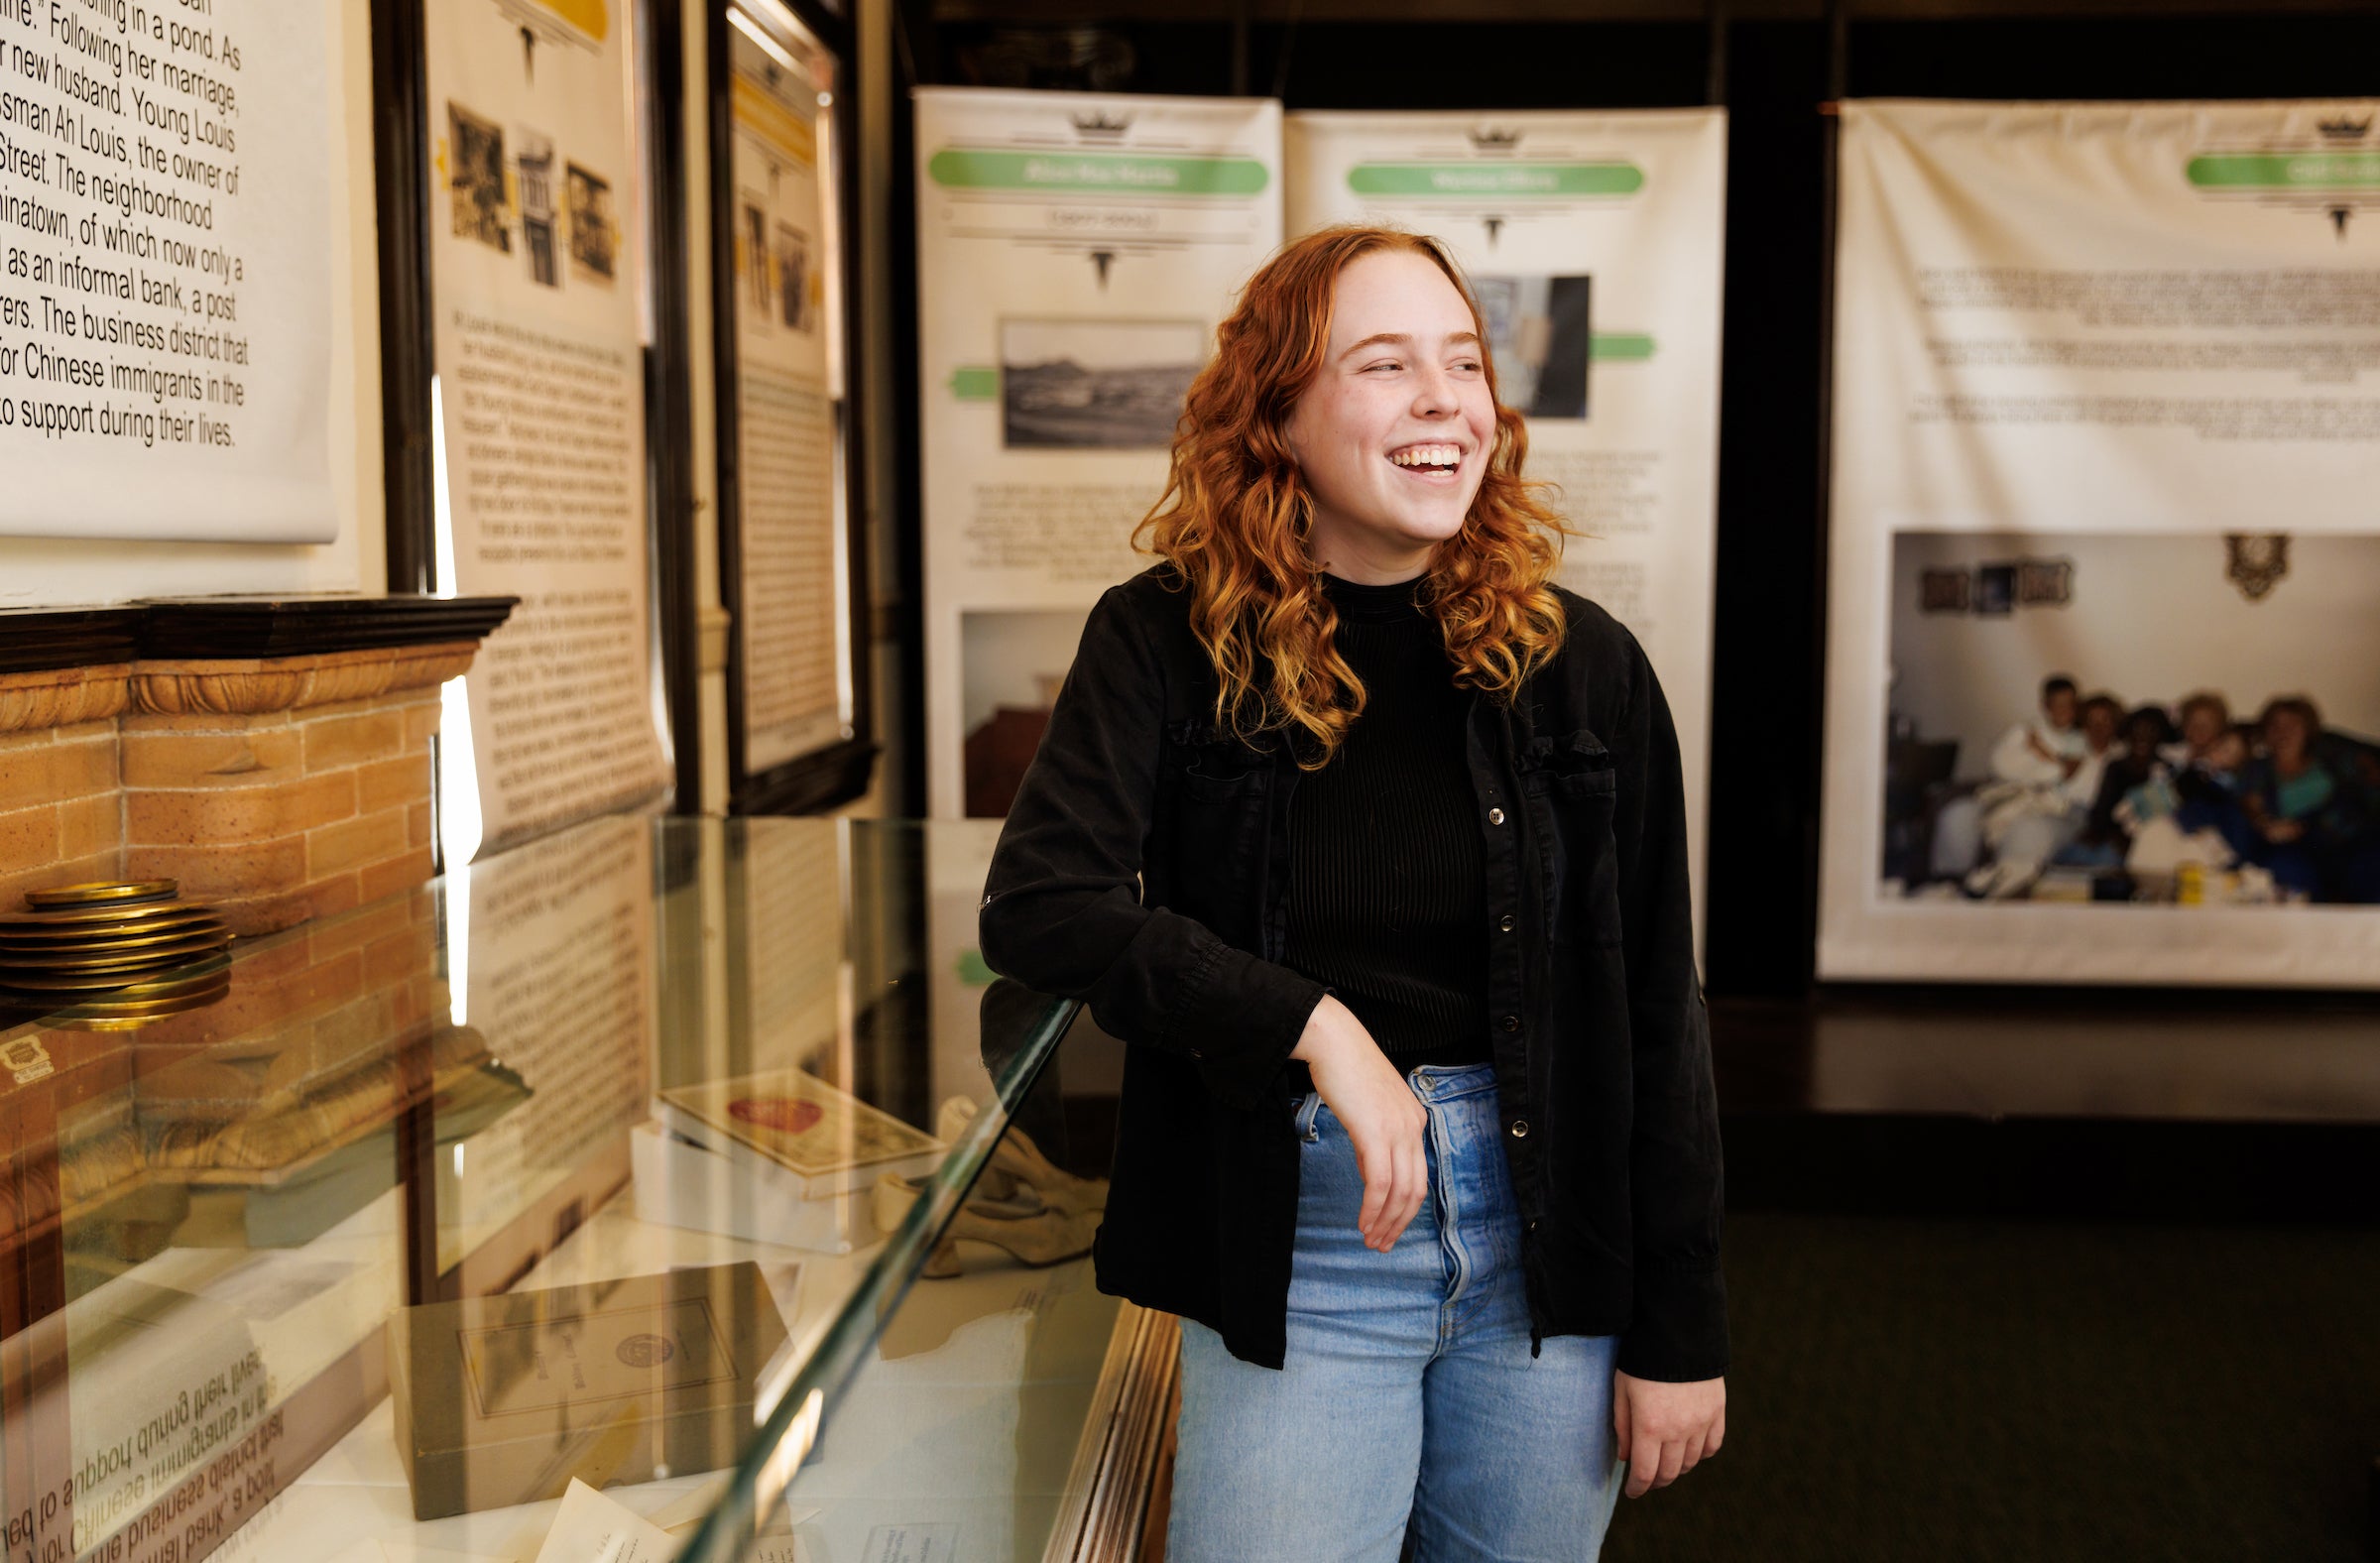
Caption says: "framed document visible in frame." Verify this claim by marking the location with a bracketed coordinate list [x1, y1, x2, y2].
[710, 0, 876, 812]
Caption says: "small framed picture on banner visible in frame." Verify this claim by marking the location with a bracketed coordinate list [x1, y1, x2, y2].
[1974, 563, 2016, 616]
[2016, 557, 2073, 606]
[1920, 568, 1971, 613]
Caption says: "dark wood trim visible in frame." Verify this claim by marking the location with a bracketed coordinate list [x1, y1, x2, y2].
[708, 0, 746, 788]
[371, 0, 437, 597]
[0, 608, 142, 675]
[0, 598, 515, 673]
[648, 0, 705, 814]
[888, 2, 930, 817]
[135, 595, 518, 660]
[715, 0, 880, 815]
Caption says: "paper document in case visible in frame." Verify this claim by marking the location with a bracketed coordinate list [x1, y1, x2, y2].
[656, 1067, 944, 1183]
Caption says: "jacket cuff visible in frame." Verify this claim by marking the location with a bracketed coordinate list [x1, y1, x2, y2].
[1615, 1262, 1728, 1383]
[1177, 938, 1330, 1112]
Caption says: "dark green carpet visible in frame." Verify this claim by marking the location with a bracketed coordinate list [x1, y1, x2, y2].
[1603, 1212, 2380, 1563]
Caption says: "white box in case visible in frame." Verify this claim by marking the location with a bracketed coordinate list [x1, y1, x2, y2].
[631, 1121, 879, 1254]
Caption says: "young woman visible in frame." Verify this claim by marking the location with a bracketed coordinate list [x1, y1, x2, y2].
[979, 226, 1726, 1562]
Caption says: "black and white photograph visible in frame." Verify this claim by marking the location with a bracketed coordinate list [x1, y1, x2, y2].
[743, 202, 772, 309]
[447, 102, 511, 253]
[1471, 273, 1593, 420]
[775, 224, 812, 332]
[566, 162, 618, 283]
[1880, 530, 2380, 908]
[518, 133, 559, 287]
[999, 318, 1206, 449]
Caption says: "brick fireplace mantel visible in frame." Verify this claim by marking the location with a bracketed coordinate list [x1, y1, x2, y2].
[0, 596, 515, 936]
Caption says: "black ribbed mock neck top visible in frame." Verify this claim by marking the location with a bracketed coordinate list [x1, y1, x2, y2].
[1284, 572, 1490, 1072]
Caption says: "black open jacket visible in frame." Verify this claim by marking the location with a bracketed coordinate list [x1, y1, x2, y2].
[978, 563, 1726, 1383]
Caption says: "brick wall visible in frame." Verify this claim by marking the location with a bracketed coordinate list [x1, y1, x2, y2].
[0, 720, 123, 917]
[0, 642, 474, 936]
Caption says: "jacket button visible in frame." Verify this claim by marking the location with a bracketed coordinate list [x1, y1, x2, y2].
[1501, 1015, 1519, 1031]
[1497, 913, 1515, 933]
[1508, 1120, 1530, 1139]
[1488, 807, 1505, 825]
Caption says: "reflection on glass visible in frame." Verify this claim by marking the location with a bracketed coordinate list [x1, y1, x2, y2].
[0, 818, 1137, 1563]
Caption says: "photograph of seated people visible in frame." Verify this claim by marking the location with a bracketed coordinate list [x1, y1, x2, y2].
[1896, 676, 2380, 904]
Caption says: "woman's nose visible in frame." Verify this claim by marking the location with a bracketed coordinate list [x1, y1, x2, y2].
[1410, 362, 1458, 415]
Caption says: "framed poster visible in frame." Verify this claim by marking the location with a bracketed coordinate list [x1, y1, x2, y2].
[711, 0, 874, 813]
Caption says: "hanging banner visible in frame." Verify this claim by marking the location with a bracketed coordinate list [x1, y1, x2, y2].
[914, 87, 1282, 819]
[1284, 109, 1728, 925]
[427, 0, 668, 849]
[725, 7, 851, 777]
[0, 0, 335, 540]
[1822, 99, 2380, 986]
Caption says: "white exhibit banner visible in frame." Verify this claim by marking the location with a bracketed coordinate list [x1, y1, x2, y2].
[0, 0, 335, 540]
[1822, 98, 2380, 986]
[913, 86, 1283, 820]
[1285, 109, 1728, 924]
[426, 0, 669, 850]
[725, 9, 850, 777]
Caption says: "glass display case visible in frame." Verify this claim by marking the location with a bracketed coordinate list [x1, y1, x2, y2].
[0, 817, 1171, 1563]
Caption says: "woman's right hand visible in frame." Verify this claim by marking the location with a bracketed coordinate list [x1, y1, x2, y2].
[1290, 996, 1430, 1252]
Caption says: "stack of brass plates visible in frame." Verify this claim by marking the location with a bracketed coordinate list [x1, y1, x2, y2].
[0, 882, 234, 1029]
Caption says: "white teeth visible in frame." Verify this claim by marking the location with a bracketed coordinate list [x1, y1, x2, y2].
[1390, 444, 1461, 468]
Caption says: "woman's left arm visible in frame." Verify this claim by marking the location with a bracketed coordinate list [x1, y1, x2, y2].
[1608, 632, 1728, 1493]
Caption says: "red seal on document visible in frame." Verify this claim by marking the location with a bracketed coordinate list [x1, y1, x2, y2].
[729, 1097, 825, 1135]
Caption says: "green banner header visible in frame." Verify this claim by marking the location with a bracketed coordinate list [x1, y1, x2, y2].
[927, 149, 1270, 195]
[1347, 162, 1643, 197]
[2186, 152, 2380, 189]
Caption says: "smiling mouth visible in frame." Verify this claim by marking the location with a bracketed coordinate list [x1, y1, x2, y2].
[1386, 441, 1465, 474]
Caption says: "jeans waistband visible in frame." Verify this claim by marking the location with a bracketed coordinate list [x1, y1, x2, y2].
[1286, 1060, 1499, 1122]
[1406, 1061, 1499, 1104]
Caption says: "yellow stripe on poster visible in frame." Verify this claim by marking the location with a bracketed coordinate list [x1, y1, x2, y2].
[733, 71, 817, 168]
[533, 0, 611, 42]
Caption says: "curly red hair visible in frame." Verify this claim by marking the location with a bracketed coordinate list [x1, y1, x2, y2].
[1131, 226, 1577, 767]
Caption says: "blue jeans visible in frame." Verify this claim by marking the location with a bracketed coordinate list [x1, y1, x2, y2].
[1167, 1063, 1624, 1562]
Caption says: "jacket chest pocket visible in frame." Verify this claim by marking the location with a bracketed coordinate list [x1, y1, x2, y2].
[1162, 720, 1271, 803]
[1161, 718, 1275, 798]
[1518, 730, 1622, 948]
[1155, 721, 1272, 923]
